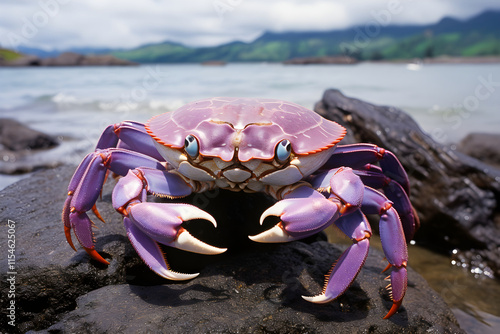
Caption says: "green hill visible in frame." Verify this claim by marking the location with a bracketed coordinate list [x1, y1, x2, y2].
[0, 48, 23, 62]
[109, 11, 500, 63]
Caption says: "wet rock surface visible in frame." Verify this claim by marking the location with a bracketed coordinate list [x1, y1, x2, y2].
[315, 89, 500, 279]
[34, 242, 461, 334]
[1, 166, 463, 333]
[0, 118, 61, 174]
[458, 132, 500, 168]
[0, 118, 58, 152]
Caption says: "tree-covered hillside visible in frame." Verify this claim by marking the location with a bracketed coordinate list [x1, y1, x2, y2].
[110, 11, 500, 63]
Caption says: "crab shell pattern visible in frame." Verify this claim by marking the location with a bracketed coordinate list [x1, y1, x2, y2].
[63, 97, 418, 319]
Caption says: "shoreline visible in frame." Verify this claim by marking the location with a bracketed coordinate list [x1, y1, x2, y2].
[2, 53, 500, 67]
[284, 55, 500, 65]
[368, 56, 500, 65]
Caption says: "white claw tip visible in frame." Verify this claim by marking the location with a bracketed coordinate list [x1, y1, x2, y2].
[178, 204, 218, 228]
[172, 230, 227, 255]
[248, 224, 296, 243]
[159, 270, 199, 281]
[259, 202, 287, 225]
[302, 294, 332, 304]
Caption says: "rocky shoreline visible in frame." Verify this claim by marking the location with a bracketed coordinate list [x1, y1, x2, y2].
[2, 50, 499, 67]
[1, 89, 499, 332]
[0, 51, 137, 67]
[283, 56, 358, 65]
[284, 56, 500, 65]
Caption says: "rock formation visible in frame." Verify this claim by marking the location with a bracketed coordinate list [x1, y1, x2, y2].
[0, 52, 137, 67]
[0, 166, 463, 333]
[315, 89, 500, 279]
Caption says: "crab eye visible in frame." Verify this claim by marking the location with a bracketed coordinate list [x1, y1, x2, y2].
[184, 135, 199, 158]
[275, 139, 291, 163]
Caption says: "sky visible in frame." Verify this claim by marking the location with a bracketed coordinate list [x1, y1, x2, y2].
[1, 0, 500, 51]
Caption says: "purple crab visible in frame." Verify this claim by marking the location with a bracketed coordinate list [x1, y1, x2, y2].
[62, 97, 418, 319]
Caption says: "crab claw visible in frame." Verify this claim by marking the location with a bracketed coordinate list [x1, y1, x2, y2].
[250, 187, 339, 243]
[126, 202, 226, 280]
[124, 218, 198, 280]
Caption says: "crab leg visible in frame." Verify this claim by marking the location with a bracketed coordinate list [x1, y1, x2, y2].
[63, 153, 95, 250]
[113, 168, 226, 280]
[311, 165, 417, 242]
[354, 169, 419, 241]
[249, 186, 340, 242]
[252, 168, 376, 311]
[63, 149, 164, 263]
[324, 144, 410, 194]
[255, 166, 407, 318]
[251, 167, 364, 243]
[303, 210, 371, 304]
[124, 217, 198, 280]
[96, 121, 164, 161]
[361, 187, 408, 319]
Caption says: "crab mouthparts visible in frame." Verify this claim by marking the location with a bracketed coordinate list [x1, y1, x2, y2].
[222, 168, 252, 183]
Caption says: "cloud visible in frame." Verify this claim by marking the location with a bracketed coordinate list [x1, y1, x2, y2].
[0, 0, 499, 51]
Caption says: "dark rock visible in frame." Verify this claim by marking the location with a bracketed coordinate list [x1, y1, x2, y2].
[0, 118, 58, 151]
[201, 60, 227, 66]
[38, 242, 462, 334]
[284, 56, 358, 65]
[1, 55, 41, 66]
[39, 52, 137, 66]
[40, 52, 83, 66]
[79, 54, 138, 66]
[315, 89, 500, 278]
[1, 166, 463, 333]
[0, 52, 137, 67]
[458, 132, 500, 168]
[0, 166, 135, 332]
[0, 118, 60, 174]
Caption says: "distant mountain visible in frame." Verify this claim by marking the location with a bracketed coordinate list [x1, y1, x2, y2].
[0, 48, 23, 62]
[9, 10, 500, 63]
[109, 10, 500, 63]
[112, 41, 193, 63]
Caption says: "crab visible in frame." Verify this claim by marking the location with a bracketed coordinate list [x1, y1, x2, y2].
[62, 97, 418, 319]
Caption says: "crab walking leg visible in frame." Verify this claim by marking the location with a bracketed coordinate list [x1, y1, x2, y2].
[311, 167, 418, 242]
[62, 153, 95, 251]
[303, 210, 371, 303]
[361, 187, 408, 319]
[62, 149, 165, 264]
[354, 169, 419, 241]
[96, 121, 164, 161]
[112, 167, 193, 210]
[113, 168, 227, 280]
[323, 144, 410, 194]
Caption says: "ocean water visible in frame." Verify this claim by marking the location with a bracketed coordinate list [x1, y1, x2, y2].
[1, 62, 499, 140]
[1, 62, 499, 188]
[1, 63, 500, 332]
